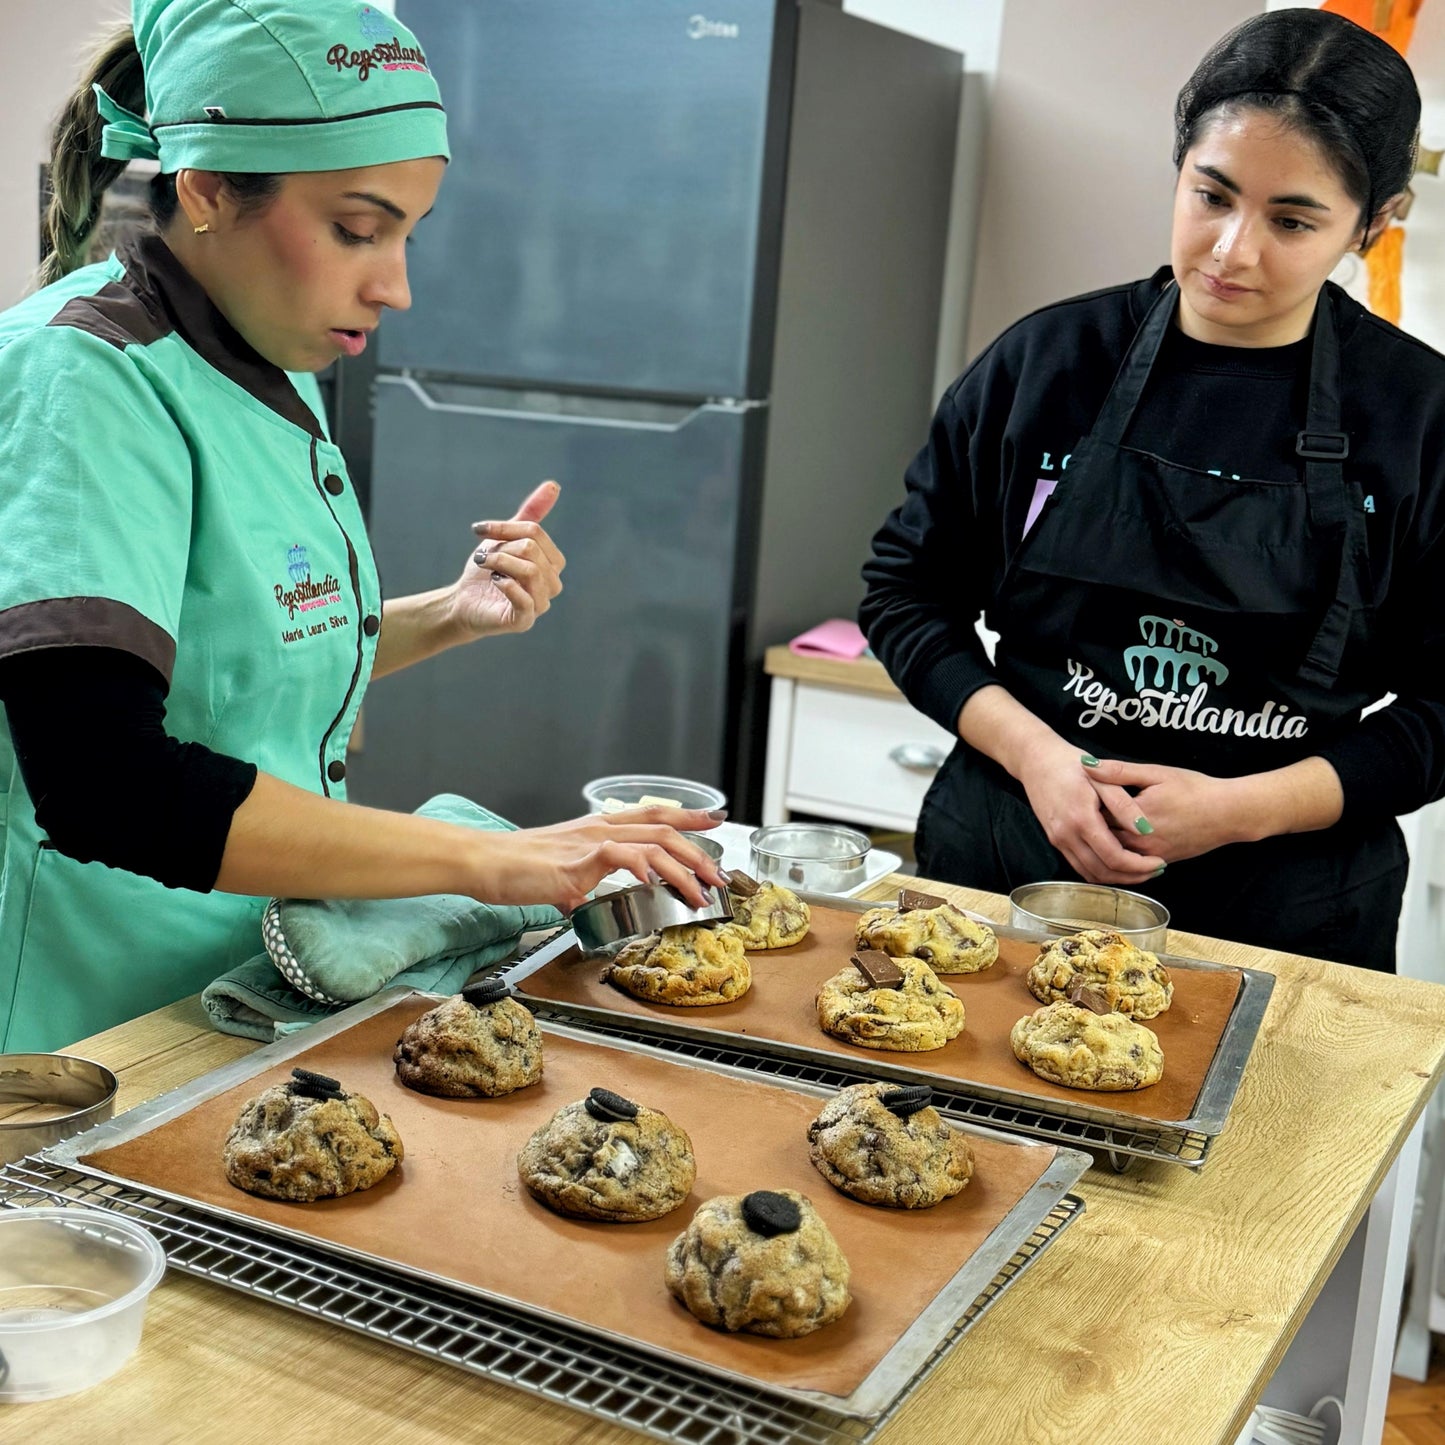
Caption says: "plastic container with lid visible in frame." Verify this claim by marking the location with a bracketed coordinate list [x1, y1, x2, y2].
[0, 1208, 167, 1403]
[580, 774, 727, 815]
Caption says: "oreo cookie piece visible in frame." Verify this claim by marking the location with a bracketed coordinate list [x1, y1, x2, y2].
[288, 1077, 345, 1103]
[741, 1190, 802, 1237]
[461, 977, 511, 1009]
[291, 1068, 342, 1093]
[584, 1087, 640, 1122]
[882, 1084, 933, 1118]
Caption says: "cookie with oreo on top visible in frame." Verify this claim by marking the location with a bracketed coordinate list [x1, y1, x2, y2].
[393, 978, 543, 1097]
[517, 1088, 696, 1222]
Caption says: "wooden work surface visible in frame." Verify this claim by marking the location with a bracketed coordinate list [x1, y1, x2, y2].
[18, 875, 1445, 1445]
[764, 643, 902, 698]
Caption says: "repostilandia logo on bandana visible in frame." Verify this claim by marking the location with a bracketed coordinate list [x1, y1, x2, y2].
[327, 8, 431, 82]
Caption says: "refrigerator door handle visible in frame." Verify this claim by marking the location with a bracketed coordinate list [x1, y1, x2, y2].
[381, 374, 765, 433]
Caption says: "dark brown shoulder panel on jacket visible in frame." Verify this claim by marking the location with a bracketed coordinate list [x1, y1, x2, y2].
[47, 281, 171, 351]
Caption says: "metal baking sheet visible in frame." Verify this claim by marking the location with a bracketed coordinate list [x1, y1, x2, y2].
[507, 895, 1274, 1161]
[42, 989, 1089, 1420]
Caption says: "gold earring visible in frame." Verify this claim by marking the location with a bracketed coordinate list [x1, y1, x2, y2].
[193, 223, 210, 236]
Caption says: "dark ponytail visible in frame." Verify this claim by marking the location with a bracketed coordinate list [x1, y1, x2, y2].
[1174, 9, 1420, 246]
[40, 26, 144, 287]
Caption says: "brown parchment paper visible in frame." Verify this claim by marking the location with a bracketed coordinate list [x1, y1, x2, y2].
[81, 1004, 1058, 1401]
[518, 906, 1244, 1123]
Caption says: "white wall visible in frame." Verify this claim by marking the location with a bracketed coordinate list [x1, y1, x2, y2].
[2, 1, 128, 309]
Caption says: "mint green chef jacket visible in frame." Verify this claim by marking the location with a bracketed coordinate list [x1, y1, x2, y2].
[0, 235, 381, 1052]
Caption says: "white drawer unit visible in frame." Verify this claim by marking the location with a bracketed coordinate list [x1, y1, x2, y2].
[761, 660, 955, 830]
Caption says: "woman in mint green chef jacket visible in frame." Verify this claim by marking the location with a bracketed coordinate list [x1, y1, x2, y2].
[0, 0, 726, 1053]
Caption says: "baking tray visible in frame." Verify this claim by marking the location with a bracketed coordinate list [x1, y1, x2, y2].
[36, 988, 1089, 1423]
[507, 895, 1275, 1170]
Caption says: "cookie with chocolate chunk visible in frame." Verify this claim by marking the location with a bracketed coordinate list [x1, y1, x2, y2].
[807, 1081, 973, 1208]
[517, 1088, 696, 1221]
[393, 986, 543, 1098]
[1010, 1000, 1164, 1091]
[722, 873, 810, 949]
[665, 1189, 851, 1337]
[854, 899, 997, 974]
[223, 1071, 403, 1201]
[1026, 929, 1172, 1019]
[816, 956, 965, 1051]
[602, 924, 751, 1006]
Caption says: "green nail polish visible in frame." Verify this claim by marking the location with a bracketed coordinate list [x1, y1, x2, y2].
[1134, 817, 1154, 835]
[1081, 753, 1100, 767]
[1153, 864, 1167, 877]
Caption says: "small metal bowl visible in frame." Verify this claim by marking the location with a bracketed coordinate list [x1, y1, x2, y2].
[0, 1055, 118, 1165]
[680, 832, 725, 863]
[570, 881, 734, 958]
[749, 824, 871, 895]
[1008, 882, 1170, 953]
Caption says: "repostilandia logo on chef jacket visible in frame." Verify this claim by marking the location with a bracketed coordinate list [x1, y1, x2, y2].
[275, 543, 350, 646]
[1060, 615, 1311, 742]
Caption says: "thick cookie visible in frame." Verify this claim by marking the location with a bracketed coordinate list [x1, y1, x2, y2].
[602, 924, 751, 1006]
[1026, 930, 1173, 1019]
[517, 1089, 696, 1221]
[807, 1082, 974, 1208]
[854, 902, 998, 973]
[816, 957, 965, 1052]
[665, 1189, 851, 1337]
[223, 1074, 403, 1201]
[393, 991, 543, 1097]
[724, 880, 810, 949]
[1010, 1000, 1164, 1091]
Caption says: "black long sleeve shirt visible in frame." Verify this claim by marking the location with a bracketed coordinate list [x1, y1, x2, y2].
[0, 647, 257, 890]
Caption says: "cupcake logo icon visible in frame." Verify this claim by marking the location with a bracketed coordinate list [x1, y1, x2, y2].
[358, 6, 390, 43]
[287, 543, 311, 585]
[1122, 615, 1229, 693]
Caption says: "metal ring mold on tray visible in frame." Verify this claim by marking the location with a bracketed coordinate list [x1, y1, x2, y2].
[0, 1054, 118, 1165]
[748, 824, 871, 894]
[569, 881, 733, 958]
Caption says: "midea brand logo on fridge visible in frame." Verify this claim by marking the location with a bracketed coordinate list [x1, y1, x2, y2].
[688, 14, 739, 39]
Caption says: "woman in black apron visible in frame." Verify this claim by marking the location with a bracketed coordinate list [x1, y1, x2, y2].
[861, 9, 1437, 971]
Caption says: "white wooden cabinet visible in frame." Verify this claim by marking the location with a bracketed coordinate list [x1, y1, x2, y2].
[760, 646, 955, 830]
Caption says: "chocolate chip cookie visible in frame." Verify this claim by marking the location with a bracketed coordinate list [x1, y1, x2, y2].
[1010, 1000, 1165, 1091]
[816, 957, 965, 1051]
[807, 1082, 974, 1208]
[223, 1069, 403, 1201]
[665, 1189, 851, 1337]
[517, 1087, 696, 1221]
[602, 924, 751, 1006]
[723, 879, 810, 949]
[393, 984, 544, 1098]
[1026, 929, 1173, 1019]
[854, 902, 998, 973]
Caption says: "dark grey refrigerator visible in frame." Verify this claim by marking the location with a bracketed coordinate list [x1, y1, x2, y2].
[346, 0, 962, 824]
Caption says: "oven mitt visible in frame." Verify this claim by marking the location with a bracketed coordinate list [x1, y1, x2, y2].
[201, 794, 563, 1041]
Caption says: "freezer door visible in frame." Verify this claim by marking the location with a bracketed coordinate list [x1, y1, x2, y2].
[380, 0, 784, 398]
[350, 375, 759, 824]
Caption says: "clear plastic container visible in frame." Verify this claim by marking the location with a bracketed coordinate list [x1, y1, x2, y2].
[580, 774, 727, 814]
[0, 1208, 166, 1403]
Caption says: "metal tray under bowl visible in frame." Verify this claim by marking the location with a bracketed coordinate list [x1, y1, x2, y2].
[506, 894, 1275, 1171]
[11, 989, 1089, 1436]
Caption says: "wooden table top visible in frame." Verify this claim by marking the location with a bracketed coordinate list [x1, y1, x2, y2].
[17, 875, 1445, 1444]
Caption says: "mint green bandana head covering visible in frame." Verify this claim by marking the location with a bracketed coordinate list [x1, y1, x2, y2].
[96, 0, 449, 173]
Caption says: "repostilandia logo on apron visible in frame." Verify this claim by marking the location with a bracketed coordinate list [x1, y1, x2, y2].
[1061, 615, 1309, 742]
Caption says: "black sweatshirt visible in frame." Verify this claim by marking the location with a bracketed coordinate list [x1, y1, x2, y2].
[860, 268, 1445, 823]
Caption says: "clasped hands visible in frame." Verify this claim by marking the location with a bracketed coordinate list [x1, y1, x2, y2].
[1017, 739, 1259, 886]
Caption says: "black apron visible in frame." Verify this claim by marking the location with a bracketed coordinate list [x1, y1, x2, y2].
[916, 284, 1407, 970]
